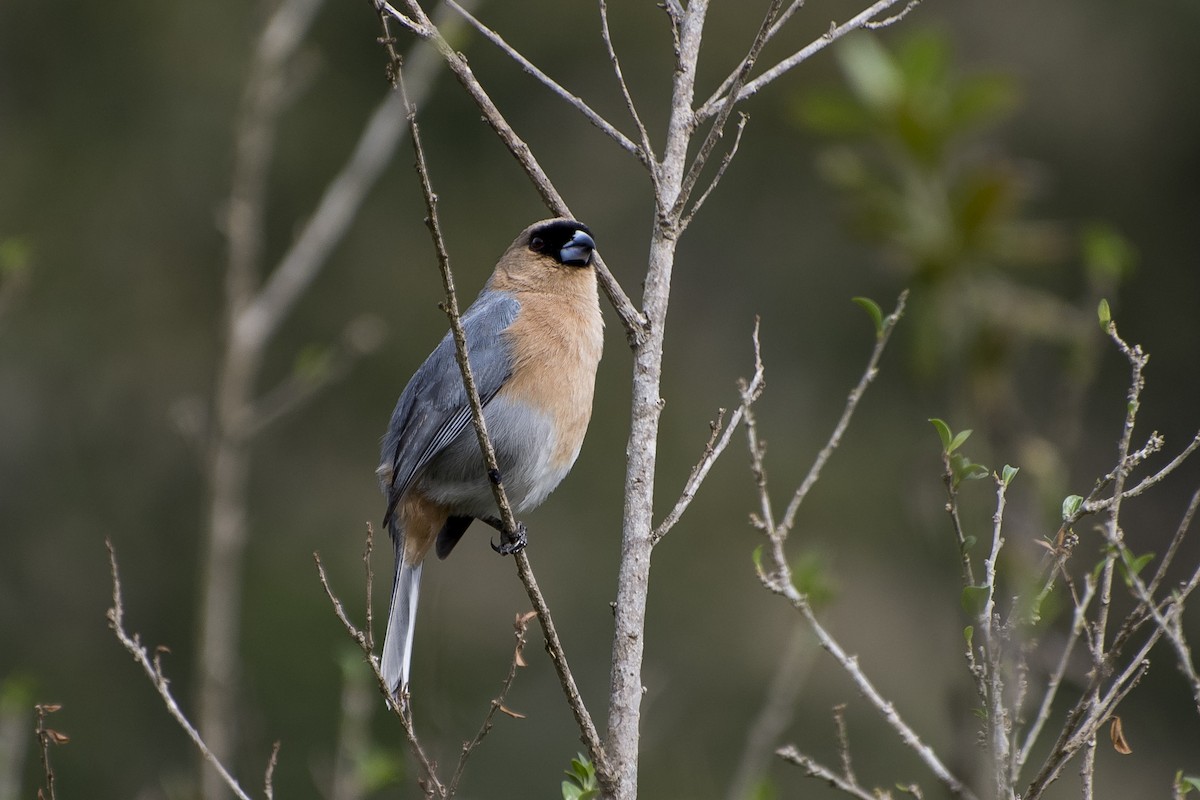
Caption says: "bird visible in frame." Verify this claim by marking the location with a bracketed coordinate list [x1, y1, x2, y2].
[376, 217, 604, 698]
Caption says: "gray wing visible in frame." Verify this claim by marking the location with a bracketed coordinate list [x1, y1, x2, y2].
[379, 290, 520, 533]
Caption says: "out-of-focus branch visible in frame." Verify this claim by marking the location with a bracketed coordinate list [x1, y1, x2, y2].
[106, 540, 256, 800]
[197, 3, 461, 795]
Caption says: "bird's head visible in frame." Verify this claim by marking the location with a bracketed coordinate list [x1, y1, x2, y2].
[492, 218, 597, 292]
[523, 218, 595, 268]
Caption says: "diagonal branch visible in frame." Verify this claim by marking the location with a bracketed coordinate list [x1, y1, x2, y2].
[695, 0, 924, 122]
[652, 317, 764, 544]
[444, 0, 646, 165]
[392, 57, 608, 775]
[671, 0, 781, 222]
[777, 291, 908, 536]
[376, 0, 648, 347]
[598, 0, 659, 188]
[106, 539, 257, 800]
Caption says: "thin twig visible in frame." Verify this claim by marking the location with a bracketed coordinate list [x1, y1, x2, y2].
[105, 539, 256, 800]
[34, 704, 67, 800]
[776, 745, 882, 800]
[598, 0, 659, 186]
[678, 112, 748, 232]
[448, 610, 537, 792]
[263, 741, 281, 800]
[777, 291, 908, 536]
[695, 0, 923, 121]
[671, 0, 782, 223]
[376, 0, 648, 347]
[394, 57, 607, 773]
[442, 0, 645, 164]
[863, 0, 922, 29]
[652, 318, 765, 544]
[313, 551, 446, 796]
[745, 295, 971, 799]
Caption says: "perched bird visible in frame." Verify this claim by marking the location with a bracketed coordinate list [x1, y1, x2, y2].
[376, 218, 603, 697]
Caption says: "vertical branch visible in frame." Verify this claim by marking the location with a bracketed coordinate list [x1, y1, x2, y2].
[198, 3, 324, 795]
[604, 5, 710, 795]
[198, 3, 462, 796]
[391, 57, 605, 772]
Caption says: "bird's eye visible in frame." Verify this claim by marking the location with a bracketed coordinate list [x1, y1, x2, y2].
[530, 236, 545, 252]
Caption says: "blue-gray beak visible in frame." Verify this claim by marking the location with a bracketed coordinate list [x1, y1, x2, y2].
[559, 229, 596, 267]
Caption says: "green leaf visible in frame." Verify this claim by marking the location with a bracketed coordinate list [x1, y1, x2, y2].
[962, 535, 977, 553]
[1083, 223, 1137, 283]
[961, 585, 989, 618]
[563, 754, 598, 799]
[836, 33, 903, 114]
[1097, 298, 1112, 329]
[1001, 464, 1019, 486]
[852, 296, 884, 337]
[751, 544, 764, 574]
[1061, 494, 1083, 521]
[963, 625, 974, 648]
[950, 452, 988, 487]
[948, 428, 973, 454]
[929, 418, 952, 451]
[1117, 549, 1155, 588]
[1177, 773, 1200, 794]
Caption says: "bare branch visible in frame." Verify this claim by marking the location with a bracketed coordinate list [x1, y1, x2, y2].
[776, 745, 884, 800]
[652, 317, 764, 544]
[672, 0, 781, 222]
[863, 0, 922, 29]
[394, 58, 608, 774]
[701, 0, 807, 111]
[448, 610, 538, 792]
[313, 550, 446, 796]
[34, 704, 66, 800]
[1082, 432, 1200, 515]
[598, 0, 659, 183]
[678, 112, 748, 232]
[696, 0, 923, 122]
[444, 0, 645, 164]
[263, 741, 280, 800]
[106, 540, 256, 800]
[379, 0, 648, 347]
[777, 291, 908, 536]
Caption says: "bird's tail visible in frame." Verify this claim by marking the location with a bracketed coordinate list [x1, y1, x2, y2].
[380, 547, 422, 698]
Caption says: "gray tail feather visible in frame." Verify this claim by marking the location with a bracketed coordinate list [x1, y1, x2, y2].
[380, 554, 422, 698]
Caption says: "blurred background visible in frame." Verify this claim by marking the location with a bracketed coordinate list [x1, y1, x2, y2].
[2, 0, 1199, 798]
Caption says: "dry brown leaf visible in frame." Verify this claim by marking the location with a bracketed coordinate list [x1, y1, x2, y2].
[45, 728, 70, 745]
[498, 704, 527, 719]
[1110, 716, 1133, 755]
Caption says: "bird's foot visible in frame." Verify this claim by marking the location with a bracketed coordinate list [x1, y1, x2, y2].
[490, 521, 528, 556]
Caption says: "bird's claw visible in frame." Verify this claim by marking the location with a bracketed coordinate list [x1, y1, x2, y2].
[490, 522, 528, 556]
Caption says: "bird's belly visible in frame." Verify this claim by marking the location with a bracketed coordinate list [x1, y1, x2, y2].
[415, 396, 576, 517]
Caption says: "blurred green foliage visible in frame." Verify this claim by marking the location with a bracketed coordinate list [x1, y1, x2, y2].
[798, 30, 1136, 408]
